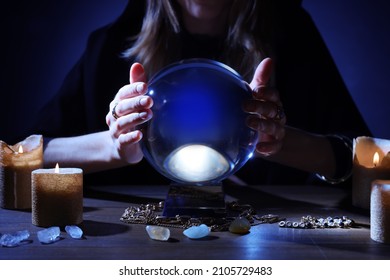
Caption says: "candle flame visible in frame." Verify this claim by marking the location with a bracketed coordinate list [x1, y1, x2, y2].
[55, 163, 60, 174]
[373, 152, 380, 167]
[18, 145, 23, 154]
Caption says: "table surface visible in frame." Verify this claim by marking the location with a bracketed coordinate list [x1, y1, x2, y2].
[1, 184, 389, 260]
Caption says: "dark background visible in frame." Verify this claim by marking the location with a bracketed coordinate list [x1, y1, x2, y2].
[1, 0, 389, 144]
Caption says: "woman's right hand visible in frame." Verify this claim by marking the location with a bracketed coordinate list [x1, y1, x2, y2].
[105, 63, 153, 164]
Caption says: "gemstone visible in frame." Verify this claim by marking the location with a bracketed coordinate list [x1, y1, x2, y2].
[183, 224, 210, 239]
[145, 225, 170, 241]
[0, 230, 30, 247]
[229, 217, 251, 234]
[65, 225, 83, 239]
[37, 226, 61, 244]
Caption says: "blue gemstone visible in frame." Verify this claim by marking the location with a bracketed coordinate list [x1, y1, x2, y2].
[65, 225, 83, 239]
[183, 224, 210, 239]
[141, 59, 257, 185]
[37, 226, 61, 244]
[0, 230, 30, 247]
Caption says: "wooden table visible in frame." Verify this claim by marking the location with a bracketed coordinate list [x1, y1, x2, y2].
[1, 184, 389, 260]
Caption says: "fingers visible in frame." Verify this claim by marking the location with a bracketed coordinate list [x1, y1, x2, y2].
[243, 99, 284, 121]
[245, 60, 284, 122]
[105, 93, 153, 127]
[117, 131, 143, 148]
[114, 82, 148, 102]
[113, 94, 153, 119]
[130, 63, 147, 84]
[111, 110, 153, 138]
[246, 117, 285, 156]
[252, 85, 280, 103]
[246, 116, 285, 141]
[111, 130, 143, 162]
[250, 57, 273, 89]
[246, 58, 285, 156]
[106, 62, 153, 141]
[107, 63, 152, 123]
[113, 62, 148, 107]
[256, 141, 284, 156]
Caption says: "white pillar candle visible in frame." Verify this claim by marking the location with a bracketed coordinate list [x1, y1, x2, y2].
[0, 135, 43, 209]
[353, 136, 390, 209]
[32, 164, 83, 227]
[371, 180, 390, 243]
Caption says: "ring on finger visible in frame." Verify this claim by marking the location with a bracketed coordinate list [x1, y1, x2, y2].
[273, 105, 285, 121]
[112, 103, 120, 120]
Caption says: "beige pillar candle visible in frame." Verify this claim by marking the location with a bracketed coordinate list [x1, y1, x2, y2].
[32, 164, 83, 227]
[371, 180, 390, 243]
[353, 136, 390, 209]
[0, 135, 43, 209]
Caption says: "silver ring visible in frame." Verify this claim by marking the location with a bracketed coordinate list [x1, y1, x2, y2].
[274, 105, 285, 121]
[112, 103, 120, 120]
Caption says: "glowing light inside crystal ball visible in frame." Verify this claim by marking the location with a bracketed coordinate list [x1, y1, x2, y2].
[165, 144, 230, 183]
[140, 59, 258, 185]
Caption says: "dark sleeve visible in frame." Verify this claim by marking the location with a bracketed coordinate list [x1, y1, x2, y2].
[237, 1, 371, 186]
[274, 3, 370, 138]
[275, 3, 371, 184]
[33, 1, 147, 138]
[33, 54, 87, 138]
[33, 24, 131, 138]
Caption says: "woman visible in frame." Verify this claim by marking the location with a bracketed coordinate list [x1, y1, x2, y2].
[36, 0, 370, 186]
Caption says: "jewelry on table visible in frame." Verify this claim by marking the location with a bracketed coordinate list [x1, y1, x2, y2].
[120, 201, 355, 231]
[120, 200, 282, 232]
[278, 215, 355, 229]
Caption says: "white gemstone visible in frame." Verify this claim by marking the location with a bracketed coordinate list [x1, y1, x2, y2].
[145, 226, 170, 241]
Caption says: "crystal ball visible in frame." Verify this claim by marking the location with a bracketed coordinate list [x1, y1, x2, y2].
[140, 59, 258, 185]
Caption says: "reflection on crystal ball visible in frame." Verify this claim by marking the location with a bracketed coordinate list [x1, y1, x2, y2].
[140, 59, 258, 185]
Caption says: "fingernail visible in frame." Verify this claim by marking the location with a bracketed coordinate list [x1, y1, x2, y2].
[139, 111, 148, 119]
[140, 97, 149, 106]
[246, 116, 259, 130]
[136, 83, 145, 93]
[253, 86, 266, 98]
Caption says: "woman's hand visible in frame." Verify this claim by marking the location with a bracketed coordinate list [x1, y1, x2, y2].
[244, 58, 286, 156]
[105, 63, 153, 164]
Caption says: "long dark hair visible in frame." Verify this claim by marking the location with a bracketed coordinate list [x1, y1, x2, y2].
[123, 0, 272, 80]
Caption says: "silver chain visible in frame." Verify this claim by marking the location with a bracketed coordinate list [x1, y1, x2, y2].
[120, 202, 355, 231]
[278, 215, 355, 229]
[120, 201, 281, 231]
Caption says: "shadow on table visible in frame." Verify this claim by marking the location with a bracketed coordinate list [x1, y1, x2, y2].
[224, 185, 332, 209]
[82, 220, 130, 236]
[223, 184, 370, 216]
[84, 186, 164, 205]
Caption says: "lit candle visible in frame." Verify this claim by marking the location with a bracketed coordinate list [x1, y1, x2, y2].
[352, 136, 390, 209]
[0, 135, 43, 209]
[32, 163, 83, 227]
[371, 180, 390, 243]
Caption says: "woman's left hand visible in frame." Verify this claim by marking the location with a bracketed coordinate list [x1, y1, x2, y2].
[243, 57, 286, 156]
